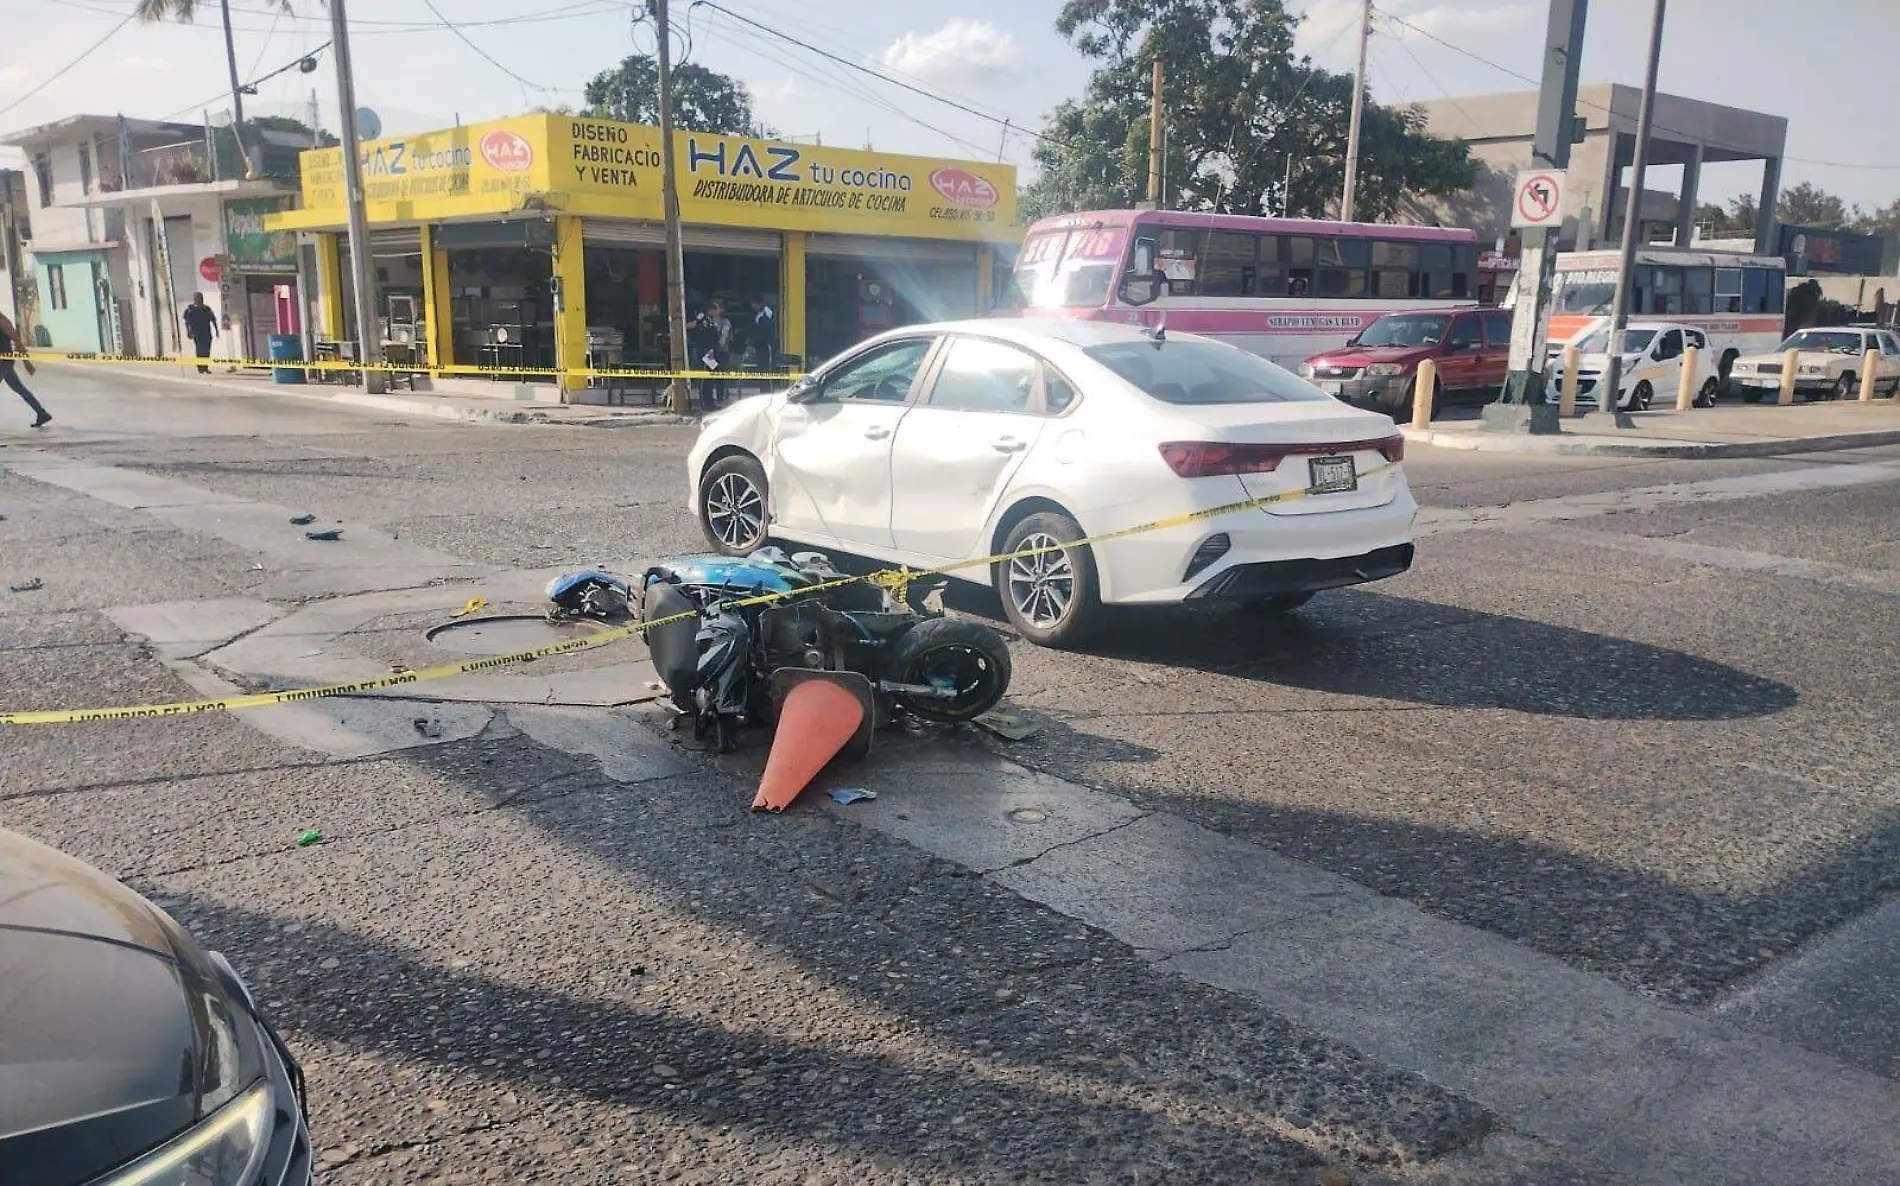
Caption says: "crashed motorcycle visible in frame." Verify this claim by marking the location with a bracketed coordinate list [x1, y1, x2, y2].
[548, 549, 1011, 753]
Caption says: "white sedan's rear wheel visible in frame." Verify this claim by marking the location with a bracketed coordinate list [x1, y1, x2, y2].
[996, 512, 1103, 648]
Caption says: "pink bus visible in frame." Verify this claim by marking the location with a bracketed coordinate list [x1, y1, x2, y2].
[1006, 209, 1481, 372]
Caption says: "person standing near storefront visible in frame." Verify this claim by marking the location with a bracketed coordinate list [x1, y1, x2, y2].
[744, 293, 777, 370]
[181, 293, 218, 374]
[0, 310, 52, 428]
[691, 299, 733, 411]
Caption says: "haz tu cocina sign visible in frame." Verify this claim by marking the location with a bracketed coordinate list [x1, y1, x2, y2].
[929, 167, 998, 209]
[480, 129, 535, 173]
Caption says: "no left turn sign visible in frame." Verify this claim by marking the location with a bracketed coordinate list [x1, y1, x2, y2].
[1511, 169, 1567, 229]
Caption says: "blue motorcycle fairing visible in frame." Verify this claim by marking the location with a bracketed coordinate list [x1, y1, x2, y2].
[546, 569, 632, 602]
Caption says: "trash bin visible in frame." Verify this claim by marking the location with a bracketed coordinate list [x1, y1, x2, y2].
[269, 333, 305, 384]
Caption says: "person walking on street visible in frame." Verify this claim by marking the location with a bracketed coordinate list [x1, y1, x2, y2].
[0, 311, 51, 428]
[181, 292, 218, 374]
[745, 293, 777, 370]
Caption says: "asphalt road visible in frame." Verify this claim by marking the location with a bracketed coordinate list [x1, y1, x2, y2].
[4, 367, 1898, 1183]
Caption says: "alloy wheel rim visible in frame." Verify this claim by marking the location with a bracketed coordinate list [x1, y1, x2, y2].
[1006, 532, 1074, 629]
[707, 473, 764, 548]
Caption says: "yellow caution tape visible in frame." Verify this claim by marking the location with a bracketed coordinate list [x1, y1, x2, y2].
[1, 350, 803, 384]
[0, 462, 1397, 726]
[450, 596, 488, 618]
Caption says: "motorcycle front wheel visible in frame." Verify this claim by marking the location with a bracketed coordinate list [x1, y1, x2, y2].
[891, 616, 1012, 723]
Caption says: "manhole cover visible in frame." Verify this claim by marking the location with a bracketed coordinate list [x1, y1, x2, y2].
[424, 615, 604, 656]
[1007, 808, 1048, 824]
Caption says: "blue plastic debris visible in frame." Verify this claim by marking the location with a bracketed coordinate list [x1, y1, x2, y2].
[828, 788, 877, 806]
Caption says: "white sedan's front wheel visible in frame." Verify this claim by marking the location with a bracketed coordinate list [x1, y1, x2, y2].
[699, 454, 770, 555]
[996, 512, 1103, 648]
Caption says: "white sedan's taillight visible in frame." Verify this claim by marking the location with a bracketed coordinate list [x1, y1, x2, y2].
[1157, 435, 1402, 477]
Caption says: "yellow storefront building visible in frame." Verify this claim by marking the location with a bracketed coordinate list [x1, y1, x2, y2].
[268, 114, 1020, 393]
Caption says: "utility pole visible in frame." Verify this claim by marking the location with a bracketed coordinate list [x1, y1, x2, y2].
[1593, 0, 1668, 431]
[654, 0, 691, 415]
[1340, 0, 1372, 223]
[218, 0, 256, 180]
[1146, 58, 1164, 208]
[1483, 0, 1587, 434]
[328, 0, 386, 394]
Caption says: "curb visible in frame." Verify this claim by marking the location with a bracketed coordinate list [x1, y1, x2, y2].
[41, 362, 699, 429]
[1401, 421, 1900, 459]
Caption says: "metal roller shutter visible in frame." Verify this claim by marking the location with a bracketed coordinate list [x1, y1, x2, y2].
[582, 220, 780, 255]
[368, 228, 421, 255]
[805, 234, 976, 263]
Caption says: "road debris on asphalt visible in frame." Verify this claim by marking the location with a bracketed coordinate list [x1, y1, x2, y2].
[304, 528, 343, 541]
[828, 788, 877, 805]
[296, 829, 322, 847]
[413, 717, 442, 738]
[7, 578, 43, 592]
[288, 513, 317, 525]
[975, 706, 1040, 741]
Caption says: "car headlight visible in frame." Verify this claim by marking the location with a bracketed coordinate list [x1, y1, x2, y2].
[1298, 363, 1315, 378]
[1798, 364, 1823, 375]
[1364, 363, 1407, 377]
[94, 1082, 272, 1186]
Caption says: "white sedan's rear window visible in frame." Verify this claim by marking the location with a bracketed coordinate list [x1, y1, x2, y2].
[1085, 339, 1328, 404]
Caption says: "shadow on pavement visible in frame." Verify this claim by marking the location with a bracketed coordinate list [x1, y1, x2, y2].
[1086, 589, 1798, 722]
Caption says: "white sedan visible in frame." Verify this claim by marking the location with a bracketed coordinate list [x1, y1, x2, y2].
[686, 319, 1418, 647]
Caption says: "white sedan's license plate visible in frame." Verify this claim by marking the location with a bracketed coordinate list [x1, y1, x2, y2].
[1308, 455, 1357, 494]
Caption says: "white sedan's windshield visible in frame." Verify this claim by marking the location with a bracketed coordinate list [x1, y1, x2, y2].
[1780, 330, 1865, 354]
[1086, 338, 1328, 404]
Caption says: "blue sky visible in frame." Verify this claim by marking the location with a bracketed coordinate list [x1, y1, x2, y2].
[4, 0, 1897, 212]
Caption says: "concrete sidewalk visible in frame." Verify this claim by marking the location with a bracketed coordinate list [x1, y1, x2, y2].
[1406, 399, 1900, 457]
[40, 361, 700, 428]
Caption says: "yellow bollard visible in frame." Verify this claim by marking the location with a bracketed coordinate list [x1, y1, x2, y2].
[1859, 348, 1879, 403]
[1411, 358, 1437, 430]
[1558, 345, 1581, 416]
[1675, 344, 1699, 411]
[1777, 348, 1799, 405]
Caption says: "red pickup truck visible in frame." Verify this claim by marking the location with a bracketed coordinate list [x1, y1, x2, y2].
[1300, 307, 1513, 419]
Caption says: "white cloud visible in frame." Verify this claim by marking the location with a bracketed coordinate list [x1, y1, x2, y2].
[113, 54, 175, 75]
[879, 18, 1021, 88]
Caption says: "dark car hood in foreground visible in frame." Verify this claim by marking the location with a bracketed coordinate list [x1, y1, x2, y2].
[0, 829, 225, 1183]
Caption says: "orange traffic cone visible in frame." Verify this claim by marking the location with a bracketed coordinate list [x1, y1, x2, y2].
[751, 677, 869, 812]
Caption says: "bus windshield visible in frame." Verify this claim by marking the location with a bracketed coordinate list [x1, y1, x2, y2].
[1556, 271, 1618, 315]
[1009, 226, 1126, 309]
[1354, 313, 1451, 347]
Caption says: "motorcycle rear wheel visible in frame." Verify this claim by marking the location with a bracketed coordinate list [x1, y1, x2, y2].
[892, 616, 1012, 723]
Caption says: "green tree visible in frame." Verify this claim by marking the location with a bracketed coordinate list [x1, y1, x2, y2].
[581, 55, 766, 136]
[1776, 181, 1855, 230]
[133, 0, 289, 18]
[1022, 0, 1472, 222]
[1852, 197, 1900, 237]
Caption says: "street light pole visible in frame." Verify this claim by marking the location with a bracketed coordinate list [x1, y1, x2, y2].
[328, 0, 386, 394]
[218, 0, 256, 180]
[1340, 0, 1372, 223]
[1593, 0, 1668, 430]
[655, 0, 691, 415]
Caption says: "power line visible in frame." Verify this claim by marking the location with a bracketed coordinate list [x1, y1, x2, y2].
[1379, 17, 1489, 138]
[1373, 5, 1900, 173]
[419, 0, 583, 100]
[0, 10, 135, 120]
[158, 41, 331, 122]
[695, 0, 1084, 154]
